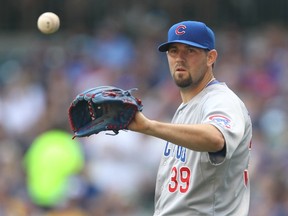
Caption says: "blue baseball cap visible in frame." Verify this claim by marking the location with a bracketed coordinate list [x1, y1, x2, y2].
[158, 21, 215, 52]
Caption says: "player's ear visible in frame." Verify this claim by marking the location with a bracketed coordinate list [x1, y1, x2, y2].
[207, 49, 217, 67]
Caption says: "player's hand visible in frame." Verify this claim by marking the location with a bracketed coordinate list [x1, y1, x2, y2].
[128, 111, 151, 133]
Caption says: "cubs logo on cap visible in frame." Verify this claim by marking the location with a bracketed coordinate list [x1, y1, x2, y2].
[158, 21, 215, 52]
[175, 24, 186, 35]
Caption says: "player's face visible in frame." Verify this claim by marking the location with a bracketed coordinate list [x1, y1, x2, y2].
[166, 43, 210, 88]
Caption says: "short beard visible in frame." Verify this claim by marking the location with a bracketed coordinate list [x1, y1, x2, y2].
[173, 74, 193, 88]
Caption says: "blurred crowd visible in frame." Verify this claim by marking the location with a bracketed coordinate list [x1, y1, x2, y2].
[0, 10, 288, 216]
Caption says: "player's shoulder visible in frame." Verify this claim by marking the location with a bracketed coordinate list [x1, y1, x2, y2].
[204, 82, 243, 104]
[205, 82, 235, 96]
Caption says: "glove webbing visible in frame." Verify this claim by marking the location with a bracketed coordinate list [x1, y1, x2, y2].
[88, 101, 96, 121]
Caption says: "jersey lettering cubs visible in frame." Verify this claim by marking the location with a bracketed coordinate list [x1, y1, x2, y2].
[164, 142, 187, 163]
[154, 82, 252, 216]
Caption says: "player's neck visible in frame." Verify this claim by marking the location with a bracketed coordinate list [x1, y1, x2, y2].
[180, 74, 215, 103]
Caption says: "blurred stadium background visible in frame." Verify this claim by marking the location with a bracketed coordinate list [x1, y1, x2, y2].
[0, 1, 288, 215]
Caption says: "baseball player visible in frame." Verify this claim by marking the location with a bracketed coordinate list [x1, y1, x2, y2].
[128, 20, 252, 215]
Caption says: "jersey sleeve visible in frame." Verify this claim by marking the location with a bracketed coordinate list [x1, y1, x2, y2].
[201, 92, 246, 164]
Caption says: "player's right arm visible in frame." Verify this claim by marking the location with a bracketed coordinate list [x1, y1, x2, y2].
[128, 112, 225, 152]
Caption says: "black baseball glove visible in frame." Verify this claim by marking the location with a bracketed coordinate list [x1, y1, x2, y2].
[68, 86, 143, 138]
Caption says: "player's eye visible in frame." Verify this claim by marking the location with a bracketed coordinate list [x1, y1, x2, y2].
[168, 48, 176, 53]
[187, 47, 197, 53]
[167, 48, 178, 56]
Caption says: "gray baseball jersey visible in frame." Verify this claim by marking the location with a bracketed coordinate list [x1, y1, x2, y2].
[154, 81, 252, 216]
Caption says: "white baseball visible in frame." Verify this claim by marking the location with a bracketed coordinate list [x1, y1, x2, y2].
[37, 12, 60, 34]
